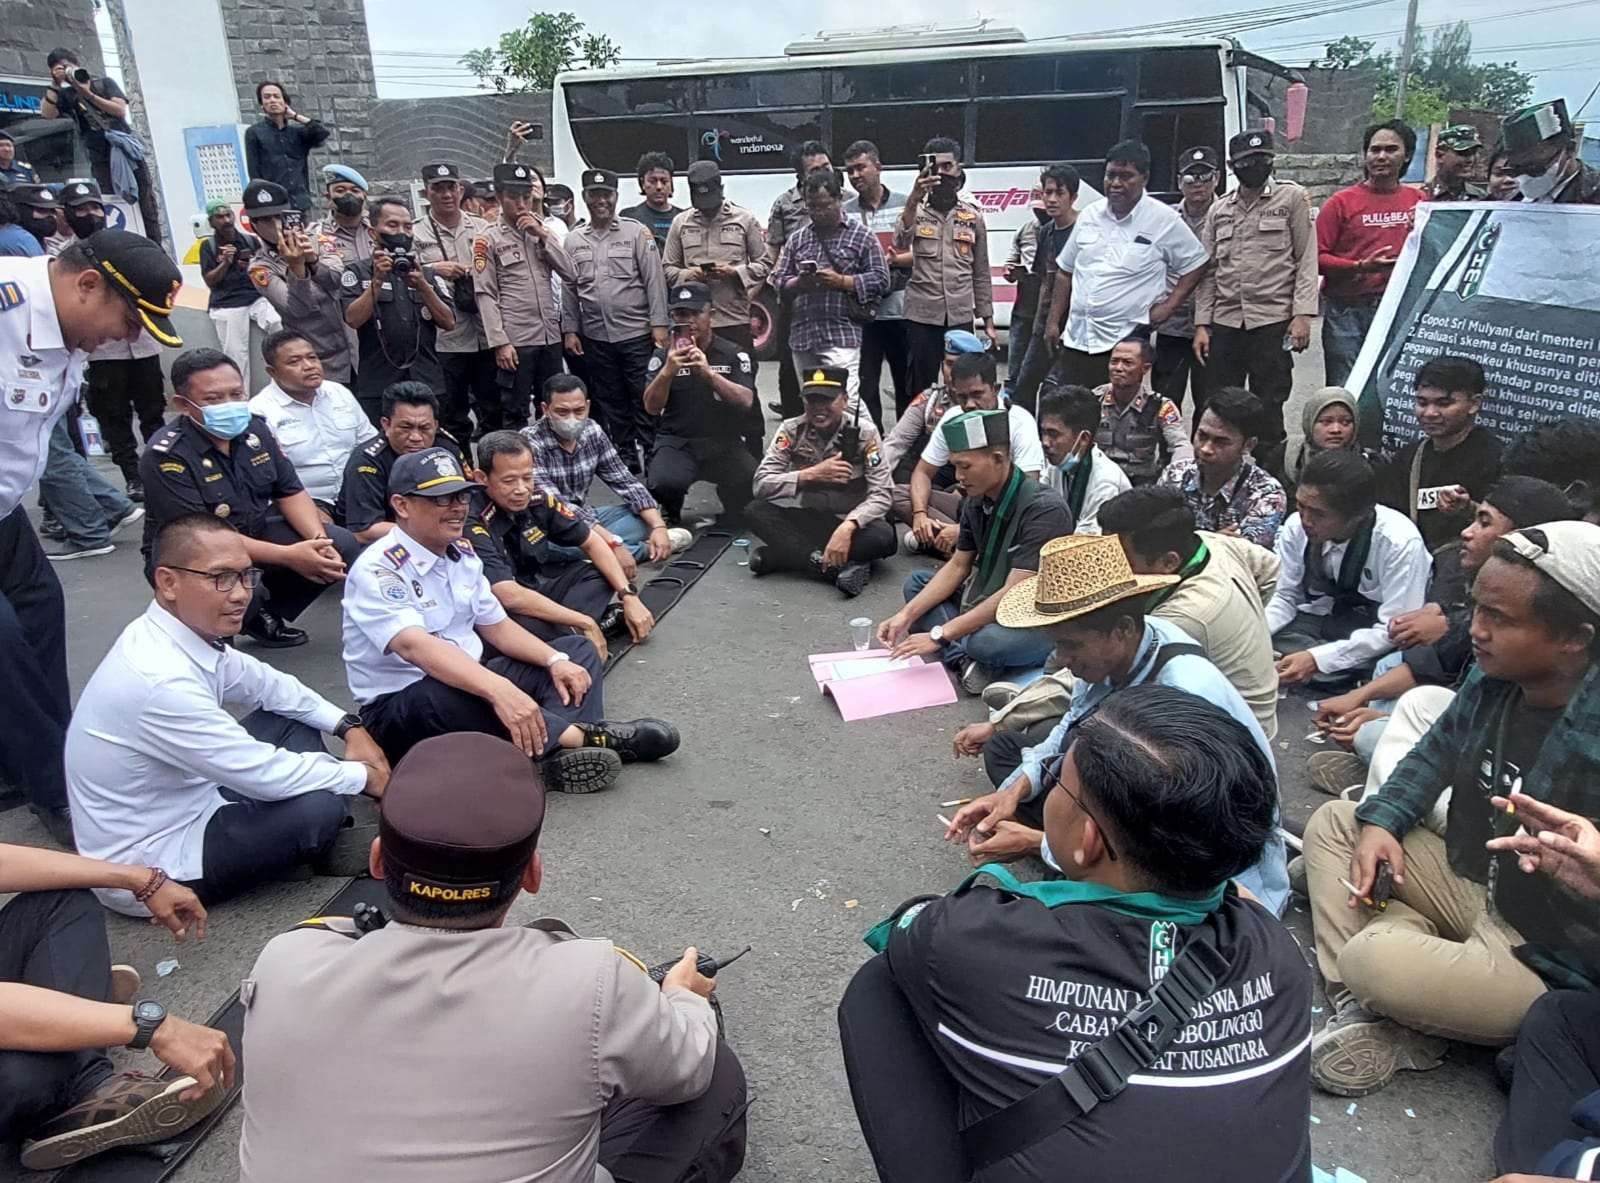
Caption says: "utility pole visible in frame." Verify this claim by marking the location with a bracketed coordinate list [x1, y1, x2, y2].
[1394, 0, 1420, 118]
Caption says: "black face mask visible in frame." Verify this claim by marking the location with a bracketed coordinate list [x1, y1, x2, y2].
[66, 212, 105, 240]
[1232, 161, 1272, 190]
[928, 174, 961, 211]
[332, 194, 365, 217]
[20, 210, 56, 243]
[379, 231, 413, 252]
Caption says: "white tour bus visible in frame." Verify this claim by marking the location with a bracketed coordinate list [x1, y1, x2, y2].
[552, 28, 1283, 353]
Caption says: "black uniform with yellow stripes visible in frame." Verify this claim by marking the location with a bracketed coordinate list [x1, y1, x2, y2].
[464, 488, 615, 632]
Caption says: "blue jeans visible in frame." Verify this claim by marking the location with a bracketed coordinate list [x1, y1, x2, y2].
[1321, 298, 1378, 388]
[901, 570, 1054, 673]
[541, 504, 652, 563]
[1350, 650, 1404, 764]
[40, 419, 132, 547]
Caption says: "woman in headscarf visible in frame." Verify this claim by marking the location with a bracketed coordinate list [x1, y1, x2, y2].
[1285, 387, 1360, 499]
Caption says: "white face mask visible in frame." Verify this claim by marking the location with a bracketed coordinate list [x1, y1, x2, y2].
[548, 415, 585, 441]
[1039, 830, 1063, 873]
[1516, 154, 1567, 201]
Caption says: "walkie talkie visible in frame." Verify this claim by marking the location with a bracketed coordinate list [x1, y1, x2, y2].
[647, 945, 752, 983]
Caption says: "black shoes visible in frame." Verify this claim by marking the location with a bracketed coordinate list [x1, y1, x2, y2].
[243, 609, 308, 649]
[577, 719, 681, 763]
[540, 747, 622, 793]
[30, 805, 74, 849]
[597, 603, 627, 637]
[746, 543, 772, 576]
[834, 561, 871, 597]
[125, 476, 145, 504]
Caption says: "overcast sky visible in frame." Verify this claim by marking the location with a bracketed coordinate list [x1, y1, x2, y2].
[363, 0, 1598, 118]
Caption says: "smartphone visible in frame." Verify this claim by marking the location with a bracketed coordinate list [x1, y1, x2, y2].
[1371, 860, 1395, 908]
[671, 325, 694, 351]
[699, 261, 715, 275]
[800, 259, 818, 275]
[919, 152, 938, 177]
[282, 209, 303, 233]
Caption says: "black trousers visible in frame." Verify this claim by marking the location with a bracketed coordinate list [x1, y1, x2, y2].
[89, 154, 161, 245]
[1152, 332, 1211, 417]
[438, 348, 500, 444]
[85, 357, 166, 483]
[178, 710, 348, 906]
[252, 519, 362, 623]
[584, 335, 656, 470]
[1206, 322, 1293, 469]
[907, 321, 971, 401]
[859, 318, 910, 426]
[1496, 990, 1600, 1174]
[647, 435, 757, 522]
[715, 325, 766, 460]
[0, 890, 117, 1146]
[979, 721, 1054, 830]
[495, 343, 565, 432]
[597, 1040, 750, 1183]
[743, 502, 897, 572]
[361, 635, 605, 764]
[531, 562, 615, 625]
[772, 300, 802, 417]
[1006, 330, 1053, 416]
[0, 509, 70, 811]
[1042, 346, 1113, 394]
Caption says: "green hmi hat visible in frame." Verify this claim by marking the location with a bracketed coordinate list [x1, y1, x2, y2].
[942, 409, 1009, 454]
[1502, 100, 1572, 153]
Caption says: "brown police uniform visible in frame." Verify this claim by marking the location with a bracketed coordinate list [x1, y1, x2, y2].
[661, 203, 770, 341]
[306, 216, 372, 268]
[415, 182, 494, 441]
[895, 197, 993, 395]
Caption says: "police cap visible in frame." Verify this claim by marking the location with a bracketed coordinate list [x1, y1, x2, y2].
[1228, 130, 1275, 161]
[801, 366, 850, 399]
[242, 180, 293, 218]
[378, 734, 546, 913]
[943, 329, 986, 356]
[580, 168, 618, 193]
[668, 281, 712, 311]
[389, 446, 483, 497]
[493, 162, 536, 192]
[1178, 146, 1221, 176]
[80, 229, 183, 347]
[8, 184, 58, 210]
[422, 162, 461, 184]
[60, 179, 103, 207]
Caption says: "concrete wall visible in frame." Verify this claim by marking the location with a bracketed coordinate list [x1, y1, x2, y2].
[1249, 66, 1380, 157]
[1276, 153, 1365, 205]
[0, 1, 103, 80]
[369, 91, 554, 197]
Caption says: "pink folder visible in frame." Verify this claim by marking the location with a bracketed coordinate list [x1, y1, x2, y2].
[807, 649, 958, 721]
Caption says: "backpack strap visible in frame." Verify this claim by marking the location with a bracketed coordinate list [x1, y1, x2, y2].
[1144, 641, 1206, 681]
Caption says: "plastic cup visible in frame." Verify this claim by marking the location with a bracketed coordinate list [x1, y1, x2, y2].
[733, 537, 751, 567]
[849, 616, 873, 651]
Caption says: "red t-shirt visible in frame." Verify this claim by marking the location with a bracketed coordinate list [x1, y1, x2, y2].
[1316, 182, 1423, 304]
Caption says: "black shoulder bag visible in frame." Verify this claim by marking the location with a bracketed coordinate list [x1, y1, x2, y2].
[815, 228, 879, 324]
[429, 213, 478, 314]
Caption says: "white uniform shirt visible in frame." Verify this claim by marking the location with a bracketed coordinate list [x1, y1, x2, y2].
[1041, 445, 1132, 534]
[920, 403, 1046, 474]
[0, 255, 87, 517]
[1056, 195, 1209, 354]
[342, 525, 507, 705]
[1266, 505, 1432, 674]
[248, 379, 376, 504]
[65, 602, 366, 910]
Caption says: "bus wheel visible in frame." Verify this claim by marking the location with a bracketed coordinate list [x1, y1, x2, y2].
[750, 292, 778, 360]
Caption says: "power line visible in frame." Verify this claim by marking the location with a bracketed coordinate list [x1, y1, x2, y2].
[1576, 74, 1600, 117]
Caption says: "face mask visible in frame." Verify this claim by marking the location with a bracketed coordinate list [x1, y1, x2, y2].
[928, 175, 960, 211]
[332, 194, 365, 217]
[548, 415, 585, 441]
[1516, 155, 1566, 201]
[378, 231, 412, 252]
[192, 400, 252, 439]
[20, 210, 56, 243]
[1232, 161, 1271, 189]
[1038, 830, 1063, 873]
[66, 212, 104, 240]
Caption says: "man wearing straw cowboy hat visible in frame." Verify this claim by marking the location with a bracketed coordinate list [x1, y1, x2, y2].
[876, 408, 1073, 693]
[944, 532, 1290, 914]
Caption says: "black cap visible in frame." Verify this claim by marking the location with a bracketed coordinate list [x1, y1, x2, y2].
[1228, 130, 1276, 160]
[546, 182, 574, 200]
[59, 179, 102, 207]
[686, 160, 723, 211]
[493, 162, 537, 191]
[801, 365, 850, 398]
[241, 179, 293, 218]
[0, 129, 13, 144]
[422, 162, 460, 183]
[1177, 146, 1220, 176]
[388, 446, 483, 497]
[79, 229, 183, 347]
[8, 184, 58, 210]
[378, 734, 545, 912]
[668, 281, 712, 311]
[580, 168, 618, 193]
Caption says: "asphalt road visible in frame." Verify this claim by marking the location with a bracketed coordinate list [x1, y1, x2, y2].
[0, 345, 1505, 1182]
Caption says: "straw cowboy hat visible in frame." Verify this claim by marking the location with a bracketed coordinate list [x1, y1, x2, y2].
[996, 534, 1178, 629]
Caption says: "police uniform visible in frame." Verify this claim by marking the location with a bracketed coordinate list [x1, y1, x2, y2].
[473, 162, 576, 431]
[0, 130, 40, 186]
[140, 412, 361, 626]
[339, 252, 455, 425]
[335, 430, 464, 536]
[0, 233, 180, 828]
[1152, 146, 1219, 414]
[895, 192, 993, 396]
[305, 213, 372, 268]
[1093, 380, 1192, 487]
[643, 284, 760, 522]
[747, 366, 896, 592]
[414, 162, 496, 443]
[465, 489, 616, 635]
[563, 168, 669, 468]
[242, 181, 355, 383]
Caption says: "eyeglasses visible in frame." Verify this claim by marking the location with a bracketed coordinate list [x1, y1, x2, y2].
[415, 491, 471, 508]
[1041, 754, 1118, 861]
[165, 565, 262, 592]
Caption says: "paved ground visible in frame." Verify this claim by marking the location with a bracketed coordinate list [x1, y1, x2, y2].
[0, 343, 1506, 1181]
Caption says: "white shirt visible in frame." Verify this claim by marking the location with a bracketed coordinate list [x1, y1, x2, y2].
[65, 602, 366, 909]
[0, 255, 86, 516]
[1056, 195, 1209, 354]
[1041, 445, 1131, 534]
[1266, 505, 1432, 673]
[920, 404, 1046, 474]
[342, 525, 507, 704]
[249, 379, 376, 504]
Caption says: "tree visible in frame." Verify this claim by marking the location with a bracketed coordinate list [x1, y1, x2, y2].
[460, 11, 621, 93]
[1316, 22, 1533, 121]
[1316, 36, 1376, 70]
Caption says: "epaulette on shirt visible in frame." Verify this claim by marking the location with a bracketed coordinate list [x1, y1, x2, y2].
[382, 542, 410, 569]
[454, 535, 475, 555]
[149, 424, 182, 453]
[360, 437, 386, 458]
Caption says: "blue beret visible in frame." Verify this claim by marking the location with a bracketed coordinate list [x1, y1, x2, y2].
[321, 164, 369, 190]
[943, 329, 986, 355]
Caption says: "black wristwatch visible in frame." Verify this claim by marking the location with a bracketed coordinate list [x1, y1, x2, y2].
[332, 713, 363, 740]
[127, 1000, 167, 1050]
[622, 582, 640, 598]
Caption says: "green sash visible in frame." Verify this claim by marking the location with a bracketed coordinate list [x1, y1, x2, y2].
[964, 468, 1040, 609]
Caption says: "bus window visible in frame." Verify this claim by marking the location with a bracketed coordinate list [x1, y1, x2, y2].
[832, 61, 967, 103]
[974, 53, 1127, 97]
[832, 102, 967, 166]
[1139, 107, 1227, 187]
[569, 117, 690, 175]
[696, 111, 824, 172]
[565, 78, 692, 119]
[1138, 49, 1226, 101]
[701, 70, 823, 112]
[975, 97, 1121, 165]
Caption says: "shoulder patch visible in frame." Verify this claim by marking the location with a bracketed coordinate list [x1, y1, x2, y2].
[472, 235, 490, 272]
[382, 543, 410, 569]
[376, 570, 409, 602]
[249, 263, 271, 288]
[775, 430, 791, 451]
[1157, 399, 1182, 425]
[866, 442, 882, 468]
[158, 461, 186, 474]
[454, 534, 475, 555]
[341, 269, 357, 289]
[736, 351, 752, 373]
[909, 392, 927, 408]
[0, 281, 23, 311]
[647, 354, 663, 373]
[357, 464, 379, 475]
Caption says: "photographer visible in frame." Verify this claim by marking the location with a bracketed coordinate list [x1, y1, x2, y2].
[244, 82, 331, 215]
[200, 200, 277, 380]
[38, 48, 161, 244]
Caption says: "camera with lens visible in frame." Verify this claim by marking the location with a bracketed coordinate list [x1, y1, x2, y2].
[390, 249, 416, 277]
[69, 66, 92, 86]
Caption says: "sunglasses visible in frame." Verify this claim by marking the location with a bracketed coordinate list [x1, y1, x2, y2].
[1042, 753, 1118, 861]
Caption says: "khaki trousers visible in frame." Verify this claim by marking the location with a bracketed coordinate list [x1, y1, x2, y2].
[1304, 799, 1545, 1045]
[1359, 684, 1457, 835]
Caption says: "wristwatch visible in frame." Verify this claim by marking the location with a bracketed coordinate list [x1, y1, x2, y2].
[622, 582, 640, 598]
[332, 713, 363, 740]
[127, 1000, 168, 1050]
[930, 624, 947, 646]
[545, 650, 572, 669]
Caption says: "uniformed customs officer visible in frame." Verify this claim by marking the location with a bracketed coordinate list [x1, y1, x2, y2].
[336, 381, 465, 543]
[473, 162, 576, 433]
[746, 366, 896, 597]
[341, 195, 456, 425]
[238, 731, 747, 1183]
[0, 229, 180, 844]
[240, 180, 355, 384]
[141, 348, 361, 649]
[340, 448, 679, 791]
[641, 282, 759, 524]
[1501, 98, 1600, 204]
[1424, 125, 1487, 201]
[1192, 130, 1319, 473]
[413, 161, 496, 444]
[0, 127, 40, 186]
[561, 167, 669, 473]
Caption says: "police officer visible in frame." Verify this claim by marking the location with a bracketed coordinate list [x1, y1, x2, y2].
[641, 282, 759, 524]
[241, 180, 355, 383]
[1, 229, 181, 844]
[237, 732, 747, 1183]
[473, 162, 575, 433]
[562, 168, 669, 473]
[336, 381, 465, 543]
[0, 129, 39, 185]
[747, 366, 895, 597]
[141, 348, 361, 649]
[8, 185, 61, 250]
[306, 163, 372, 268]
[341, 195, 457, 426]
[1501, 98, 1600, 205]
[1154, 147, 1220, 415]
[1192, 130, 1318, 474]
[414, 161, 495, 444]
[1424, 125, 1487, 201]
[340, 448, 679, 790]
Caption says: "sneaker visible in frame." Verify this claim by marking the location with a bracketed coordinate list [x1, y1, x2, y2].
[901, 530, 933, 557]
[125, 476, 145, 504]
[1308, 751, 1368, 800]
[981, 680, 1024, 711]
[1310, 1002, 1447, 1097]
[540, 747, 622, 794]
[577, 719, 681, 763]
[45, 539, 114, 561]
[20, 1071, 226, 1169]
[959, 661, 996, 696]
[109, 965, 141, 1005]
[665, 527, 693, 554]
[1287, 854, 1307, 897]
[834, 561, 871, 598]
[108, 504, 145, 536]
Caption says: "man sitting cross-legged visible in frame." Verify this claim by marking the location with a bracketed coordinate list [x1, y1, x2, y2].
[336, 382, 467, 544]
[342, 447, 678, 794]
[67, 514, 389, 911]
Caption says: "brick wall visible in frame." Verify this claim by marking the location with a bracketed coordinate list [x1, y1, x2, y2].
[1276, 153, 1365, 205]
[0, 1, 103, 80]
[369, 91, 554, 196]
[1248, 66, 1381, 157]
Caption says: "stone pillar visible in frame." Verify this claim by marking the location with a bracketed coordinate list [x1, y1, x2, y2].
[104, 0, 172, 254]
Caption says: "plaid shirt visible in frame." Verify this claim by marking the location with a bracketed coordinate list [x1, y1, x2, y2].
[772, 220, 890, 352]
[522, 417, 657, 523]
[1158, 457, 1287, 550]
